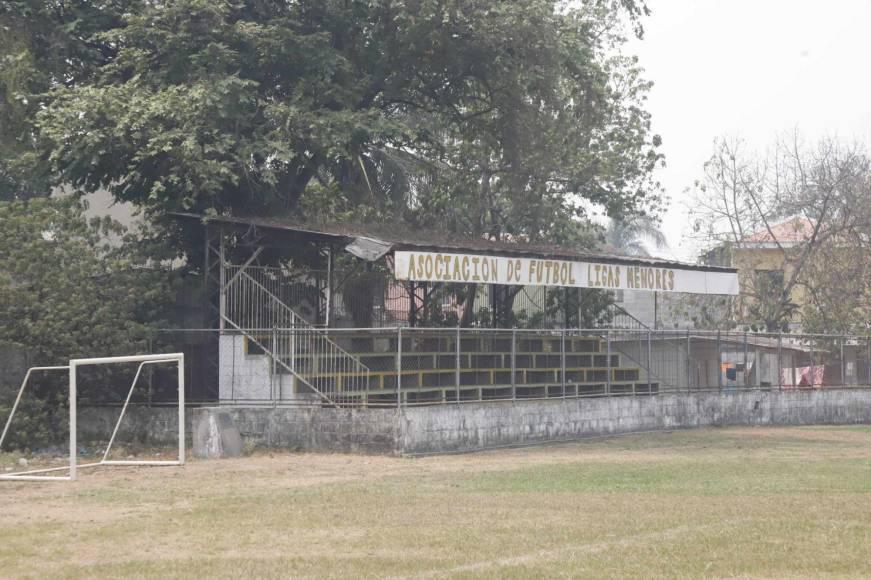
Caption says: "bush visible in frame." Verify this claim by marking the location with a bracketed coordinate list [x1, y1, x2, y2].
[0, 197, 177, 446]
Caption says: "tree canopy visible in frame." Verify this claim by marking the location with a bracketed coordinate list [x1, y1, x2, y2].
[688, 134, 871, 333]
[3, 0, 662, 246]
[0, 0, 134, 199]
[0, 197, 176, 361]
[0, 196, 181, 447]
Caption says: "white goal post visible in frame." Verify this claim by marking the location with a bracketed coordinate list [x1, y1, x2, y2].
[0, 353, 185, 482]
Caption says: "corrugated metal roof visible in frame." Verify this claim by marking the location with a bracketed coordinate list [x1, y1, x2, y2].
[169, 212, 736, 273]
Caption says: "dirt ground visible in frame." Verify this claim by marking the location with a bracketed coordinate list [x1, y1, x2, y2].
[1, 426, 871, 578]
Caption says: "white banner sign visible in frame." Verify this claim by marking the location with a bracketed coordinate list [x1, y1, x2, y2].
[394, 251, 738, 295]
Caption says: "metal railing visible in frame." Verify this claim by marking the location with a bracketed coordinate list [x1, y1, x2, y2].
[7, 328, 868, 410]
[222, 267, 371, 407]
[224, 265, 325, 325]
[207, 327, 871, 407]
[241, 325, 854, 407]
[599, 303, 650, 331]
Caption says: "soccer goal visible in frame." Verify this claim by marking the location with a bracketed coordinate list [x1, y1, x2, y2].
[0, 353, 184, 482]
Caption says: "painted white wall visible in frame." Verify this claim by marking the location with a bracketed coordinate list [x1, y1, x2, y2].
[219, 335, 298, 402]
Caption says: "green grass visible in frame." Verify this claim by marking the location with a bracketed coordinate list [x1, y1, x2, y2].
[2, 426, 871, 578]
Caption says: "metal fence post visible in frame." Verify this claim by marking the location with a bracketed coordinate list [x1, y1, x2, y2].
[511, 328, 517, 401]
[290, 318, 295, 374]
[777, 333, 783, 391]
[606, 330, 611, 396]
[396, 326, 403, 408]
[272, 326, 277, 405]
[840, 336, 846, 387]
[717, 330, 722, 391]
[867, 338, 871, 386]
[686, 329, 691, 392]
[743, 331, 749, 389]
[455, 326, 461, 404]
[561, 330, 567, 398]
[218, 238, 226, 332]
[810, 337, 815, 389]
[646, 330, 652, 394]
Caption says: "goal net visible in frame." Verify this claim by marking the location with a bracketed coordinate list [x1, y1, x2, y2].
[0, 353, 184, 482]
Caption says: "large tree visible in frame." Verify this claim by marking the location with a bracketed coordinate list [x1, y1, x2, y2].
[688, 134, 870, 333]
[798, 163, 871, 334]
[0, 197, 176, 361]
[0, 0, 134, 200]
[0, 197, 177, 447]
[16, 0, 662, 245]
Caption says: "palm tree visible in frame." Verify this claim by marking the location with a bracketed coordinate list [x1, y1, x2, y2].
[602, 216, 668, 256]
[599, 216, 670, 329]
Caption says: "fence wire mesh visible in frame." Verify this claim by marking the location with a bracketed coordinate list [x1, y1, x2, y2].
[3, 328, 870, 410]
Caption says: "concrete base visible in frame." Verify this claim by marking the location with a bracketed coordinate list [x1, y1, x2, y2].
[78, 406, 189, 446]
[190, 406, 400, 455]
[193, 409, 244, 458]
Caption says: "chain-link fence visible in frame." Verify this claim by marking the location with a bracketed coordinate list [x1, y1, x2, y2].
[190, 327, 871, 407]
[3, 328, 870, 410]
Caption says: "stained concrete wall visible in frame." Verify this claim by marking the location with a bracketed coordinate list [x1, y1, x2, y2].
[78, 389, 871, 456]
[399, 389, 871, 454]
[73, 405, 398, 454]
[78, 406, 190, 446]
[219, 335, 297, 402]
[195, 406, 400, 454]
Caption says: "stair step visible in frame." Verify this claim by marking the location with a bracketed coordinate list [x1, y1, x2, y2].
[275, 352, 622, 371]
[354, 381, 648, 397]
[363, 382, 661, 405]
[278, 366, 641, 378]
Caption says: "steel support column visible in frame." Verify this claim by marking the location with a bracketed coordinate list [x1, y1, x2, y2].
[686, 329, 691, 391]
[777, 333, 783, 390]
[646, 330, 652, 393]
[455, 326, 461, 404]
[396, 327, 403, 408]
[717, 330, 722, 390]
[511, 328, 517, 401]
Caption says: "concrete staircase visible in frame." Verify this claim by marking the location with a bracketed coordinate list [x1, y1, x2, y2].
[223, 267, 370, 406]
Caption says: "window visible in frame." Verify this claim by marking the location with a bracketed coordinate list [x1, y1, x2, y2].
[754, 270, 785, 297]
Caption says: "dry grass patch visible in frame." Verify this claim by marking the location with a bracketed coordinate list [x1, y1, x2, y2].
[1, 426, 870, 578]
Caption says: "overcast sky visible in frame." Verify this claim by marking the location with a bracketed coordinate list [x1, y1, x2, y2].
[626, 0, 871, 261]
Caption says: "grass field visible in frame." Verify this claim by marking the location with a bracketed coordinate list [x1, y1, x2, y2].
[2, 426, 871, 578]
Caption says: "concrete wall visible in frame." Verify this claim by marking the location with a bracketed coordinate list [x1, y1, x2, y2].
[219, 335, 296, 402]
[195, 407, 399, 454]
[78, 406, 189, 446]
[611, 338, 800, 392]
[399, 389, 871, 454]
[77, 405, 393, 453]
[77, 389, 871, 456]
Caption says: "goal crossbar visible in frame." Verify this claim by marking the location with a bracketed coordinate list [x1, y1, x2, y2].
[0, 353, 184, 482]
